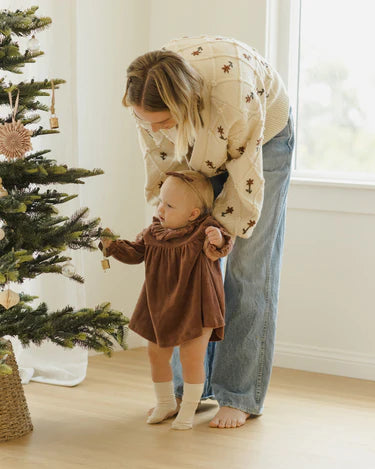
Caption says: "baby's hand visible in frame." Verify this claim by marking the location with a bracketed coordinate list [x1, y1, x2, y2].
[100, 227, 114, 250]
[205, 226, 224, 249]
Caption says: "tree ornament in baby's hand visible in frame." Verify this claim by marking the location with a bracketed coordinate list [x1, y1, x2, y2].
[205, 226, 224, 249]
[100, 227, 116, 271]
[100, 227, 114, 251]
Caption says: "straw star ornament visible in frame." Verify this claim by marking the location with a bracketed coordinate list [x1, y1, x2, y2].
[0, 91, 32, 161]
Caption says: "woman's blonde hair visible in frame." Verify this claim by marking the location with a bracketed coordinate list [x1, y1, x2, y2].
[165, 170, 214, 216]
[122, 50, 205, 163]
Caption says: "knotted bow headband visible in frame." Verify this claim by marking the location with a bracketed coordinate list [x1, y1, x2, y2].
[165, 171, 208, 209]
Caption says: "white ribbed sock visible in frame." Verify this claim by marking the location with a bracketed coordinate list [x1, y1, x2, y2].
[171, 382, 204, 430]
[147, 381, 178, 424]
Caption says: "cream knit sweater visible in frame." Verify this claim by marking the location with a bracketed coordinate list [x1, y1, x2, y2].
[132, 35, 289, 238]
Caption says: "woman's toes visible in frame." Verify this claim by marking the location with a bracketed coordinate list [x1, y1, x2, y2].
[209, 418, 219, 427]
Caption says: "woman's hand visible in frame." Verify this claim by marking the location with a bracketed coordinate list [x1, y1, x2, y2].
[100, 227, 114, 250]
[205, 226, 224, 249]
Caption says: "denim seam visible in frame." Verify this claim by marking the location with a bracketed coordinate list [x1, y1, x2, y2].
[255, 169, 291, 405]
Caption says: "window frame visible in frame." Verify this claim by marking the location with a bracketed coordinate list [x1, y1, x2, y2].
[266, 0, 375, 192]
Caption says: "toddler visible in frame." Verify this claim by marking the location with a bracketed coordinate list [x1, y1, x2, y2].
[99, 170, 233, 430]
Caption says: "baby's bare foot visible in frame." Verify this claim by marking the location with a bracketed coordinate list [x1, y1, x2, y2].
[209, 406, 251, 428]
[147, 396, 181, 418]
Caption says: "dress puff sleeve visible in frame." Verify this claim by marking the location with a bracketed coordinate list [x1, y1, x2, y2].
[98, 230, 145, 265]
[202, 219, 235, 262]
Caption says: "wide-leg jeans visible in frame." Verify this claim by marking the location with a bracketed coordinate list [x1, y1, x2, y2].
[171, 111, 295, 415]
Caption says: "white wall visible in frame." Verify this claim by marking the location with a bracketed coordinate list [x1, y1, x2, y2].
[275, 183, 375, 380]
[149, 0, 267, 52]
[75, 0, 150, 349]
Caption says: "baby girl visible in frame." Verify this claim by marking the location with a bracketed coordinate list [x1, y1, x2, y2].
[99, 170, 233, 429]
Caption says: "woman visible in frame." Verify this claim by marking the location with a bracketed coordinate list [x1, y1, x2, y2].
[122, 35, 294, 429]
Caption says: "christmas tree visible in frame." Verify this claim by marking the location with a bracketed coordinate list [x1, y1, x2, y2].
[0, 6, 128, 375]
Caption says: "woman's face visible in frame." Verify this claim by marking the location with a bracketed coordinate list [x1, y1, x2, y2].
[157, 177, 200, 229]
[132, 105, 177, 132]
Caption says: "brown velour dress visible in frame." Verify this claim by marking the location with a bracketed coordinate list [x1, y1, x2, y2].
[99, 214, 234, 348]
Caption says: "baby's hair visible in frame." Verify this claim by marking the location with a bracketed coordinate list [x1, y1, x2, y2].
[122, 50, 205, 163]
[165, 170, 214, 216]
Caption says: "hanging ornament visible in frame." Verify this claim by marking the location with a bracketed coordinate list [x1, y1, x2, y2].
[0, 90, 33, 161]
[27, 34, 40, 52]
[0, 229, 5, 241]
[49, 80, 59, 129]
[61, 262, 75, 278]
[101, 254, 110, 272]
[100, 230, 111, 272]
[0, 177, 8, 197]
[0, 288, 20, 310]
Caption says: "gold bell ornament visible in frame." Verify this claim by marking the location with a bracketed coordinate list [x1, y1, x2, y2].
[49, 80, 59, 129]
[100, 229, 112, 272]
[101, 252, 110, 272]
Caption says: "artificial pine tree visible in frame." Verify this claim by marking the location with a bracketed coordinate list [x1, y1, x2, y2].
[0, 6, 128, 379]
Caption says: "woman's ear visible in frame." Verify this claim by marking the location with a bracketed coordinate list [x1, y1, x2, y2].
[189, 207, 201, 221]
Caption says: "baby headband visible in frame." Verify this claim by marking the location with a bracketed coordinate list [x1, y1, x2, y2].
[165, 171, 207, 208]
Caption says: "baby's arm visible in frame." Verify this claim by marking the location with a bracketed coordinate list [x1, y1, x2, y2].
[203, 224, 234, 262]
[205, 226, 225, 249]
[99, 228, 145, 264]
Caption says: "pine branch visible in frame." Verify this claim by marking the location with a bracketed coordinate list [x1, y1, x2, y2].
[0, 248, 34, 284]
[0, 293, 129, 374]
[0, 79, 65, 107]
[0, 7, 51, 38]
[0, 49, 44, 74]
[0, 205, 103, 284]
[0, 155, 104, 190]
[0, 188, 78, 217]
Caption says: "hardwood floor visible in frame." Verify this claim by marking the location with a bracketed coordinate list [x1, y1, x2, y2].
[2, 348, 375, 469]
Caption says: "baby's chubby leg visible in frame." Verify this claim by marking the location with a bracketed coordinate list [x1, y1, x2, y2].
[147, 341, 177, 424]
[172, 328, 213, 430]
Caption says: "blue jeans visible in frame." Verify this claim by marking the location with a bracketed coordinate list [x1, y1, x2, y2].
[171, 111, 295, 415]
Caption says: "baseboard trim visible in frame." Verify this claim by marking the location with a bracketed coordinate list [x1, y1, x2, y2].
[274, 342, 375, 381]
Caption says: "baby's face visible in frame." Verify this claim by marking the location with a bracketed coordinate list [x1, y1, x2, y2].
[157, 177, 200, 229]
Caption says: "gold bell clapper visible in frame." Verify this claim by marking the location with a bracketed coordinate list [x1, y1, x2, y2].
[50, 80, 59, 129]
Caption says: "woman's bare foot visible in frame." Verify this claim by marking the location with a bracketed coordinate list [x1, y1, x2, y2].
[147, 396, 181, 418]
[209, 406, 251, 428]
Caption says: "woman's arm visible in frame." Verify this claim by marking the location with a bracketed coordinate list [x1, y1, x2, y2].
[212, 109, 266, 240]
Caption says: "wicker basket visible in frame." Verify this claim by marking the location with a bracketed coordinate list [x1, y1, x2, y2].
[0, 340, 33, 442]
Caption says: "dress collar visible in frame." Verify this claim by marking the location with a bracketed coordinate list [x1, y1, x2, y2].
[150, 214, 209, 241]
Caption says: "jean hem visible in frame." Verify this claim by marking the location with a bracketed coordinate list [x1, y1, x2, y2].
[217, 400, 263, 416]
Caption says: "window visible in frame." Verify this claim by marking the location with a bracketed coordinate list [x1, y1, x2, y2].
[273, 0, 375, 184]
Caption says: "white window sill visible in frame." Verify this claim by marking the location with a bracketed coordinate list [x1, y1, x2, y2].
[291, 176, 375, 191]
[288, 175, 375, 215]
